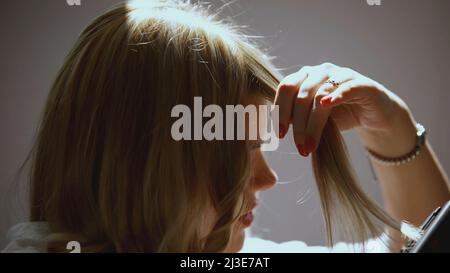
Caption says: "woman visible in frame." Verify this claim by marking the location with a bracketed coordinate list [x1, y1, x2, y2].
[2, 0, 449, 253]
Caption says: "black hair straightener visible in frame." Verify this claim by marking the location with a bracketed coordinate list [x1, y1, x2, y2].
[401, 201, 450, 253]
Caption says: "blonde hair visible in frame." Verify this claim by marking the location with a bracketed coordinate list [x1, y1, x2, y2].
[27, 0, 413, 252]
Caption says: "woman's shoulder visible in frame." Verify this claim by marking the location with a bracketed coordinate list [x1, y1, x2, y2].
[240, 236, 390, 253]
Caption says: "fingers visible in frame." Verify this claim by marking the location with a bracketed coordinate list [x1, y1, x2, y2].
[292, 64, 352, 155]
[275, 63, 369, 157]
[302, 82, 336, 154]
[320, 79, 375, 107]
[274, 67, 309, 138]
[304, 71, 357, 150]
[292, 72, 328, 156]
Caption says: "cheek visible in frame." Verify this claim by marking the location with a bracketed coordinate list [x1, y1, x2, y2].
[201, 206, 245, 235]
[200, 205, 217, 238]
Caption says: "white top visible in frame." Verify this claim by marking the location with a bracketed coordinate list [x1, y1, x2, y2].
[1, 222, 389, 253]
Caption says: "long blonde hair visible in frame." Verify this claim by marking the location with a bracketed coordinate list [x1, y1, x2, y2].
[28, 0, 412, 252]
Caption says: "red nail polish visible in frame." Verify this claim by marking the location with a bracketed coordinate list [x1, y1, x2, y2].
[320, 97, 332, 106]
[305, 135, 316, 153]
[296, 144, 309, 157]
[279, 124, 287, 138]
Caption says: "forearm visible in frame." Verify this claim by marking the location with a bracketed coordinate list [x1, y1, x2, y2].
[357, 108, 450, 238]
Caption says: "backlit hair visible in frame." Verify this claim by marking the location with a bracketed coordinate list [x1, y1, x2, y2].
[27, 0, 416, 252]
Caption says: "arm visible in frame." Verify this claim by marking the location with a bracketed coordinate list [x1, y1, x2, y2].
[357, 106, 450, 248]
[275, 62, 450, 250]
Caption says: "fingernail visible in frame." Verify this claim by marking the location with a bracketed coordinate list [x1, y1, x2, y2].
[320, 97, 332, 106]
[296, 144, 309, 157]
[279, 124, 287, 138]
[304, 135, 316, 153]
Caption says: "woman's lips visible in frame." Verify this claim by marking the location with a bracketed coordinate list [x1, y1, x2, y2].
[240, 210, 254, 227]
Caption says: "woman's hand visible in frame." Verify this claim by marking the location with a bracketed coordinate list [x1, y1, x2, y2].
[275, 63, 450, 246]
[274, 62, 416, 157]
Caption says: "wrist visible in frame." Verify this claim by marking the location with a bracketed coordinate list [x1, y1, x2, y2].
[356, 107, 418, 158]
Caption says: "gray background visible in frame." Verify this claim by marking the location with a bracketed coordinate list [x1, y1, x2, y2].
[1, 0, 449, 249]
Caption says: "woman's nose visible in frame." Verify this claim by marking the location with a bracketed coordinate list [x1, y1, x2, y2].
[250, 151, 277, 192]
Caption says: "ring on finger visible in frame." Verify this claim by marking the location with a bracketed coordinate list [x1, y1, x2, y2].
[325, 79, 340, 88]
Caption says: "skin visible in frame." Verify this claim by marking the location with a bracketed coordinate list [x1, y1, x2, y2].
[220, 62, 449, 252]
[203, 97, 278, 253]
[224, 149, 277, 252]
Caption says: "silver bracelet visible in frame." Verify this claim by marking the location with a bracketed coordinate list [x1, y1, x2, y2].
[366, 123, 426, 166]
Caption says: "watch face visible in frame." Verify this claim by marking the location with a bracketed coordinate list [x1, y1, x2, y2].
[415, 123, 426, 145]
[416, 123, 425, 135]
